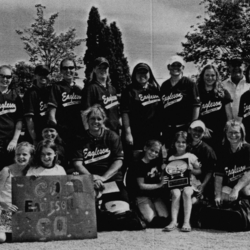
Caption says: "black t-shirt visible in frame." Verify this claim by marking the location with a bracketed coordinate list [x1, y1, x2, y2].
[216, 143, 250, 188]
[239, 90, 250, 142]
[48, 81, 83, 138]
[134, 157, 163, 197]
[23, 85, 51, 137]
[160, 76, 200, 126]
[121, 83, 162, 148]
[188, 141, 217, 181]
[199, 87, 232, 136]
[81, 81, 120, 132]
[73, 129, 124, 182]
[0, 89, 23, 141]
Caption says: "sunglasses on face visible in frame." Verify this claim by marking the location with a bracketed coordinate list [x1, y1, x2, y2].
[0, 74, 12, 79]
[61, 66, 75, 71]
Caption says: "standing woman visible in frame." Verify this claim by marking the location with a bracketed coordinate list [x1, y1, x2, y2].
[121, 63, 162, 153]
[197, 64, 233, 154]
[81, 57, 120, 134]
[47, 58, 84, 170]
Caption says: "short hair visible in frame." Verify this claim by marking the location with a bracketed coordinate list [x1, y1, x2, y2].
[81, 104, 107, 130]
[60, 58, 77, 71]
[223, 119, 246, 145]
[144, 139, 162, 149]
[15, 141, 35, 157]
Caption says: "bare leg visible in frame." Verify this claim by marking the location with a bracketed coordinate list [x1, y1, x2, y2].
[154, 197, 169, 218]
[164, 189, 181, 230]
[182, 186, 193, 230]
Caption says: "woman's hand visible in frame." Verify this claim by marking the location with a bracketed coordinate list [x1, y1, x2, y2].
[159, 176, 168, 187]
[125, 133, 133, 145]
[229, 188, 239, 201]
[7, 139, 18, 151]
[0, 202, 18, 212]
[215, 196, 222, 207]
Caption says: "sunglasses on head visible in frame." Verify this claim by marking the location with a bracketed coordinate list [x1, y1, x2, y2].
[62, 66, 75, 71]
[0, 74, 12, 79]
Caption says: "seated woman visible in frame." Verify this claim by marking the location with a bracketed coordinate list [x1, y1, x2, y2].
[215, 120, 250, 205]
[72, 104, 143, 231]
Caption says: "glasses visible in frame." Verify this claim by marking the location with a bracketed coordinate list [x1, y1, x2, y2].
[0, 74, 12, 79]
[61, 66, 75, 71]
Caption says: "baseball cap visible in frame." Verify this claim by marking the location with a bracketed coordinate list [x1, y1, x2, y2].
[136, 63, 150, 72]
[190, 120, 206, 132]
[34, 65, 50, 76]
[93, 57, 109, 68]
[168, 55, 185, 66]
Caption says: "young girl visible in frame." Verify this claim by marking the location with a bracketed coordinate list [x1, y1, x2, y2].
[26, 140, 66, 176]
[133, 140, 169, 227]
[163, 131, 201, 232]
[0, 142, 34, 243]
[41, 124, 68, 172]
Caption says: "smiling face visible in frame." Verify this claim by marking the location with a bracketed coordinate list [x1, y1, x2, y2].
[15, 147, 32, 167]
[168, 62, 184, 77]
[41, 147, 57, 168]
[135, 70, 150, 86]
[204, 68, 217, 90]
[175, 137, 187, 155]
[42, 128, 58, 141]
[87, 111, 105, 133]
[226, 126, 242, 145]
[144, 144, 161, 162]
[0, 67, 12, 91]
[61, 60, 76, 83]
[94, 64, 109, 81]
[190, 127, 204, 144]
[36, 74, 48, 88]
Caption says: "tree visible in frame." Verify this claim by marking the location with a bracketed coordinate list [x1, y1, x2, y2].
[84, 7, 131, 93]
[16, 4, 84, 78]
[178, 0, 250, 78]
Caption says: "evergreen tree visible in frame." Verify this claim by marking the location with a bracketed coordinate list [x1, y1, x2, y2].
[84, 7, 131, 93]
[178, 0, 250, 78]
[84, 7, 104, 79]
[110, 22, 131, 92]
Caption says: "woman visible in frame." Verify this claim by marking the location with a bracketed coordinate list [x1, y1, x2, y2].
[81, 57, 120, 134]
[72, 105, 142, 231]
[197, 64, 233, 154]
[121, 63, 162, 152]
[47, 58, 84, 165]
[215, 120, 250, 205]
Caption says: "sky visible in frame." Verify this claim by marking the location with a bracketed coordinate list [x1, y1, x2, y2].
[0, 0, 204, 83]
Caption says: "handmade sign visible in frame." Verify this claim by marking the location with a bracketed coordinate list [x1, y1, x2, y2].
[164, 158, 191, 189]
[12, 175, 97, 242]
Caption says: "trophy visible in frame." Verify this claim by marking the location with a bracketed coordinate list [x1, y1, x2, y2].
[165, 158, 191, 189]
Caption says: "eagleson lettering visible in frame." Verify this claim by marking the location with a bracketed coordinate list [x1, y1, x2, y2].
[202, 101, 222, 111]
[162, 93, 182, 103]
[225, 165, 246, 176]
[139, 94, 160, 102]
[62, 92, 81, 102]
[102, 95, 117, 104]
[40, 101, 48, 111]
[83, 148, 110, 159]
[0, 101, 16, 110]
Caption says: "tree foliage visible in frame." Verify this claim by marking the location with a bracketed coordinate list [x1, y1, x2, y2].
[84, 7, 131, 93]
[16, 4, 84, 78]
[178, 0, 250, 78]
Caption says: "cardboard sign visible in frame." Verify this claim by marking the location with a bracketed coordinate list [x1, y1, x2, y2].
[165, 158, 191, 189]
[11, 175, 97, 242]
